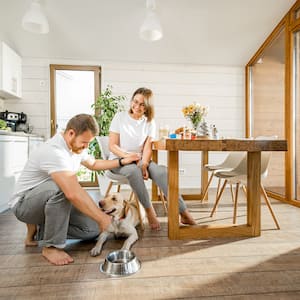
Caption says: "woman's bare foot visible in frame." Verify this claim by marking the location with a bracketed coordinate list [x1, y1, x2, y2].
[145, 207, 161, 230]
[25, 224, 38, 247]
[42, 247, 74, 266]
[180, 210, 197, 225]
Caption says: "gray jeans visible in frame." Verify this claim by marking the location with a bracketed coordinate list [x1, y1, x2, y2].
[112, 161, 187, 213]
[12, 179, 99, 248]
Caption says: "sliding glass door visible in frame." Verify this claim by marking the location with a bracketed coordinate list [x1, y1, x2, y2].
[248, 26, 286, 197]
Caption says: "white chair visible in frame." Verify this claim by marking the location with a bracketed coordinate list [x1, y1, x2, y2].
[209, 136, 280, 229]
[96, 136, 129, 196]
[201, 152, 246, 202]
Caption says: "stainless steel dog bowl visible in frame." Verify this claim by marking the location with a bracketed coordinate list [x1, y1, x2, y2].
[100, 250, 141, 277]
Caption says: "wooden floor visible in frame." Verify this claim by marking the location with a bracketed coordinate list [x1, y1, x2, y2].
[1, 189, 300, 299]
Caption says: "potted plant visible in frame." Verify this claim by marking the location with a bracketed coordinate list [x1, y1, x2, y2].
[90, 85, 126, 190]
[92, 85, 126, 137]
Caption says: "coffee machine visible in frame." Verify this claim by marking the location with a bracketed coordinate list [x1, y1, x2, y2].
[0, 110, 27, 132]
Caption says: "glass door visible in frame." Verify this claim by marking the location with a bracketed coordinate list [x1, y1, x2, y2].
[50, 65, 101, 186]
[294, 30, 300, 200]
[248, 27, 286, 197]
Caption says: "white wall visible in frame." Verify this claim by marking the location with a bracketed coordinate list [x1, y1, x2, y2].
[3, 58, 245, 188]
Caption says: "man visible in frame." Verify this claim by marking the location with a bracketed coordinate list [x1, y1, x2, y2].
[8, 114, 139, 266]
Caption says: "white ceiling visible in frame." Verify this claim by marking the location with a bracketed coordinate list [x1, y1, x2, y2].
[0, 0, 296, 66]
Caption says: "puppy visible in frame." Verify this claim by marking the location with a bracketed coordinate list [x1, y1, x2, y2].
[90, 192, 146, 257]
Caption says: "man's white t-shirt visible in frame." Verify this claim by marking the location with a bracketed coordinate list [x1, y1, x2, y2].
[8, 133, 95, 208]
[109, 111, 156, 160]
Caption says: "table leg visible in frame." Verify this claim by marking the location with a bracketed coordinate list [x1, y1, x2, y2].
[201, 151, 209, 201]
[168, 150, 179, 239]
[152, 149, 159, 201]
[247, 151, 261, 236]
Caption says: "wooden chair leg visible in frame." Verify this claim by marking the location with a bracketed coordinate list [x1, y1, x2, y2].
[215, 178, 222, 200]
[233, 183, 240, 224]
[230, 184, 235, 202]
[117, 185, 121, 192]
[200, 171, 214, 202]
[210, 179, 228, 217]
[260, 184, 280, 230]
[104, 181, 113, 197]
[132, 193, 145, 231]
[158, 188, 168, 215]
[242, 185, 247, 197]
[129, 191, 134, 201]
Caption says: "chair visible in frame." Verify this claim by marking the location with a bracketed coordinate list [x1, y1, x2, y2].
[209, 136, 280, 229]
[201, 152, 246, 202]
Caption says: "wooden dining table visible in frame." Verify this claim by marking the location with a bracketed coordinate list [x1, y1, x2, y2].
[152, 138, 287, 240]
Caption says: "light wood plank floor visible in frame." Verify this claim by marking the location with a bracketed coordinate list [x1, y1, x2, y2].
[1, 189, 300, 300]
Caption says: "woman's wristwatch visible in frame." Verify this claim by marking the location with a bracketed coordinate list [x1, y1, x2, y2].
[118, 157, 124, 167]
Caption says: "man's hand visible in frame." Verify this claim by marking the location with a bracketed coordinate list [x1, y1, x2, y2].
[99, 213, 113, 232]
[122, 152, 141, 165]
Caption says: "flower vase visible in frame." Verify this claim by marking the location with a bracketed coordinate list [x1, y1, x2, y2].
[191, 121, 200, 139]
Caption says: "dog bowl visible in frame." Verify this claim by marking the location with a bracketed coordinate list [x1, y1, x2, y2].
[100, 250, 141, 277]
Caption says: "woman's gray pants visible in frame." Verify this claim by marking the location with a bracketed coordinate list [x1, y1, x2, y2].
[112, 161, 187, 213]
[12, 179, 99, 248]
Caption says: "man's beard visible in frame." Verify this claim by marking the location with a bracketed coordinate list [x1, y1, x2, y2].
[70, 138, 84, 154]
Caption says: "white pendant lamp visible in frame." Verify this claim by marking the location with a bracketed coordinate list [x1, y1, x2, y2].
[22, 0, 49, 34]
[139, 0, 163, 41]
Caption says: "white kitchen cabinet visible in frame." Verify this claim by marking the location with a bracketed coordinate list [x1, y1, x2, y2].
[28, 136, 44, 155]
[0, 42, 22, 99]
[0, 135, 28, 212]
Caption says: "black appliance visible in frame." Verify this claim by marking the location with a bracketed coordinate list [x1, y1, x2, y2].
[0, 110, 27, 132]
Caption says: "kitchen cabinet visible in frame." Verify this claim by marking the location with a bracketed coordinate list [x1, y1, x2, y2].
[0, 42, 22, 99]
[0, 133, 44, 213]
[0, 135, 28, 212]
[28, 136, 44, 155]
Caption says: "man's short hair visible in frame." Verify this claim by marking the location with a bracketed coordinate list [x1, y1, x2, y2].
[65, 114, 99, 136]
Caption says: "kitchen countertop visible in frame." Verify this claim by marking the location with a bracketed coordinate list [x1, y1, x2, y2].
[0, 129, 44, 138]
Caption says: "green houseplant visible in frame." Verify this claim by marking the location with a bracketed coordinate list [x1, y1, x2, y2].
[92, 85, 126, 138]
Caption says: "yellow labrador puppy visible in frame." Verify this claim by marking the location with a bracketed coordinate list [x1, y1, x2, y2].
[90, 192, 146, 256]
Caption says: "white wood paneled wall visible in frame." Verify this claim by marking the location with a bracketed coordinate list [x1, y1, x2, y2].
[3, 58, 245, 188]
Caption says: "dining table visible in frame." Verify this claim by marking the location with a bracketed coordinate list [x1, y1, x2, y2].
[152, 137, 288, 240]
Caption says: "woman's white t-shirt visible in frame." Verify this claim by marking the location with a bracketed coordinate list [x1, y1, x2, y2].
[109, 111, 156, 159]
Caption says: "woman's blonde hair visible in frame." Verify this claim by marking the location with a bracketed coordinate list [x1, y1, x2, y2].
[129, 87, 154, 122]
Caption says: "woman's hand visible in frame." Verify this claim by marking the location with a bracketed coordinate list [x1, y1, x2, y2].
[141, 162, 149, 179]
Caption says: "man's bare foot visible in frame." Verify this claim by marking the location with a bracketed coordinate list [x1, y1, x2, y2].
[146, 207, 160, 230]
[25, 224, 38, 247]
[180, 210, 197, 225]
[42, 247, 74, 266]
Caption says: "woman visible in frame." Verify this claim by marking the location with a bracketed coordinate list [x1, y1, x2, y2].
[109, 87, 196, 230]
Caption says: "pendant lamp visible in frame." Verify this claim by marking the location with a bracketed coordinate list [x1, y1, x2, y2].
[22, 0, 49, 34]
[139, 0, 163, 41]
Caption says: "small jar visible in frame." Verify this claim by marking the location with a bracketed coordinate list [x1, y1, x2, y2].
[159, 125, 170, 139]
